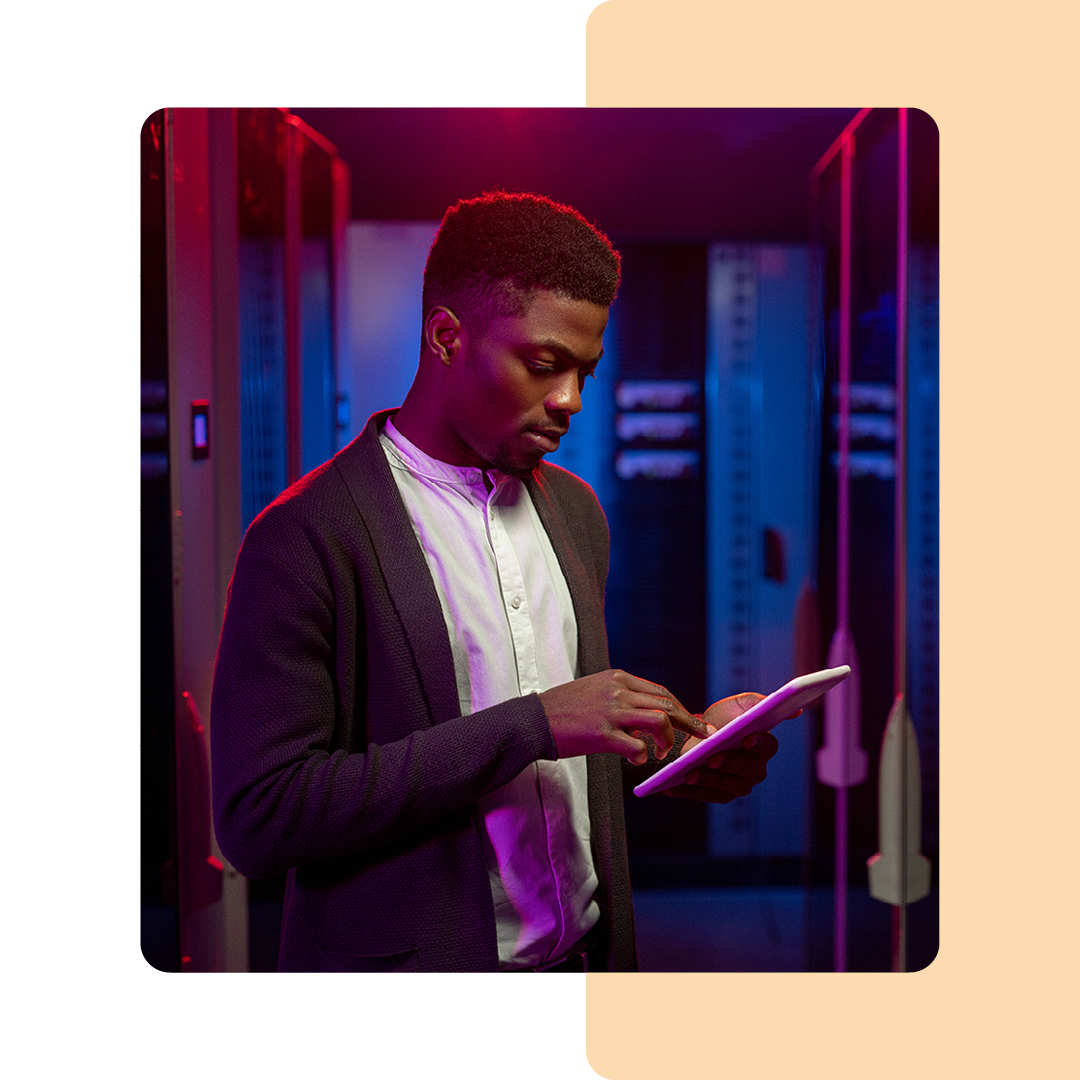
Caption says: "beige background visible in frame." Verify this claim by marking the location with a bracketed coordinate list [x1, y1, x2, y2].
[23, 2, 1071, 1071]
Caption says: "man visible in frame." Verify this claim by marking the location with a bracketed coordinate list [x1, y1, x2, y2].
[211, 191, 777, 972]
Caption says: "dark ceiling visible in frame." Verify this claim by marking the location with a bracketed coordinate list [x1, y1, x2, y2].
[289, 108, 875, 244]
[0, 109, 928, 245]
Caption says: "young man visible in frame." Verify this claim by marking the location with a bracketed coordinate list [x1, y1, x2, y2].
[211, 192, 777, 972]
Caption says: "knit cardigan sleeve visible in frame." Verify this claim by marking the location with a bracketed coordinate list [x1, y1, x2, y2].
[210, 461, 558, 881]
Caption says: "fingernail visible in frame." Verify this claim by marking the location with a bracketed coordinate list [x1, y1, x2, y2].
[746, 735, 760, 749]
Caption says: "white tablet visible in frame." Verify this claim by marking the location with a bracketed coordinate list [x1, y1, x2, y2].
[632, 665, 851, 797]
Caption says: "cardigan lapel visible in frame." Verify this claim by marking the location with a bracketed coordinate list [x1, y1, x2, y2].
[333, 410, 462, 727]
[334, 419, 607, 726]
[525, 467, 609, 679]
[526, 466, 628, 970]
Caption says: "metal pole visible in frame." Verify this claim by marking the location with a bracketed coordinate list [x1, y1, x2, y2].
[283, 117, 303, 485]
[893, 107, 910, 973]
[834, 131, 853, 974]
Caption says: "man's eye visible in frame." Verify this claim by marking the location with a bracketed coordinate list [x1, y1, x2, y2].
[527, 359, 555, 373]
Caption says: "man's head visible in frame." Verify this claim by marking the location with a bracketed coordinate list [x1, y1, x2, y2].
[422, 191, 621, 337]
[397, 192, 619, 477]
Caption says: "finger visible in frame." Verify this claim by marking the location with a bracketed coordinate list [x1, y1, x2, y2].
[627, 729, 673, 761]
[655, 685, 708, 739]
[656, 697, 709, 740]
[701, 754, 770, 788]
[666, 701, 710, 739]
[682, 758, 750, 787]
[668, 733, 776, 801]
[616, 675, 710, 739]
[614, 692, 686, 748]
[617, 703, 675, 754]
[739, 731, 779, 758]
[664, 780, 746, 803]
[608, 729, 650, 765]
[665, 785, 734, 802]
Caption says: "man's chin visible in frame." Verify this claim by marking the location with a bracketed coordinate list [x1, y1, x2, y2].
[489, 443, 544, 477]
[492, 458, 541, 479]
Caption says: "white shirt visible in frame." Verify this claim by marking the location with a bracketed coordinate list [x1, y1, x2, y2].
[380, 419, 600, 970]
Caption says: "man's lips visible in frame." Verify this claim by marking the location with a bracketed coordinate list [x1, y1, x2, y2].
[526, 428, 567, 452]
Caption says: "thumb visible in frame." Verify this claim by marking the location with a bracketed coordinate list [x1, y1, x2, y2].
[703, 692, 764, 729]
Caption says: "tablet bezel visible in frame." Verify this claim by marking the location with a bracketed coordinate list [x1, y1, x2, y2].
[632, 665, 851, 797]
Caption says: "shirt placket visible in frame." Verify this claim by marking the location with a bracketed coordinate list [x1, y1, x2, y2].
[486, 478, 579, 958]
[482, 481, 541, 696]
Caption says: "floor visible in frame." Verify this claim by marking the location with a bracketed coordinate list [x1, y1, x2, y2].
[633, 886, 939, 972]
[634, 887, 806, 972]
[146, 886, 939, 973]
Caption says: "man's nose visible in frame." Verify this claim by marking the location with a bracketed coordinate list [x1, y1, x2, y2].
[546, 371, 582, 416]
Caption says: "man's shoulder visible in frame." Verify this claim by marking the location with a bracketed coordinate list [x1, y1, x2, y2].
[242, 415, 392, 550]
[532, 459, 602, 508]
[528, 460, 609, 549]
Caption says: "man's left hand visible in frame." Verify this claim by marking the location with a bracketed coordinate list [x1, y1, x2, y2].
[662, 692, 780, 803]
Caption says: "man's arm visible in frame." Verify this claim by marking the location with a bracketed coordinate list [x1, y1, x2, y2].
[210, 536, 708, 880]
[210, 546, 556, 880]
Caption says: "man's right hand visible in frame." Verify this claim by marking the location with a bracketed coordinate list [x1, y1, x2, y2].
[538, 670, 708, 764]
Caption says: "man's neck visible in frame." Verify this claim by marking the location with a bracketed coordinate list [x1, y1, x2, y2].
[392, 389, 485, 471]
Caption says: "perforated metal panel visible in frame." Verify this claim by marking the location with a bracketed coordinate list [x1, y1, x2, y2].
[705, 244, 814, 858]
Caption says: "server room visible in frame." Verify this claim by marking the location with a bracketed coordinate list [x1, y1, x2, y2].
[141, 107, 939, 974]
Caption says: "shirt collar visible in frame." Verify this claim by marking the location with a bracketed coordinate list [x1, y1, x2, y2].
[382, 416, 511, 497]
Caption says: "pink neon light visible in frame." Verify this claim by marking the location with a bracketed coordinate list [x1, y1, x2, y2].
[894, 108, 909, 700]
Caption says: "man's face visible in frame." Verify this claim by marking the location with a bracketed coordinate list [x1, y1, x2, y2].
[444, 289, 608, 476]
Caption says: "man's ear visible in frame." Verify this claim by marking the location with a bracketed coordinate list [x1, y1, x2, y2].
[424, 306, 463, 367]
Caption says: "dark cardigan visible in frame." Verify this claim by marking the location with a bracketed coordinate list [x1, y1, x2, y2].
[211, 411, 638, 971]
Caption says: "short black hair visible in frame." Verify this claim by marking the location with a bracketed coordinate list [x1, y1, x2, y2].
[422, 191, 621, 334]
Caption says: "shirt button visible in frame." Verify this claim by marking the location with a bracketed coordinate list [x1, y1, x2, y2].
[510, 596, 521, 609]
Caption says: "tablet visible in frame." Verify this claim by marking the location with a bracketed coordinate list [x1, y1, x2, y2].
[632, 665, 851, 797]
